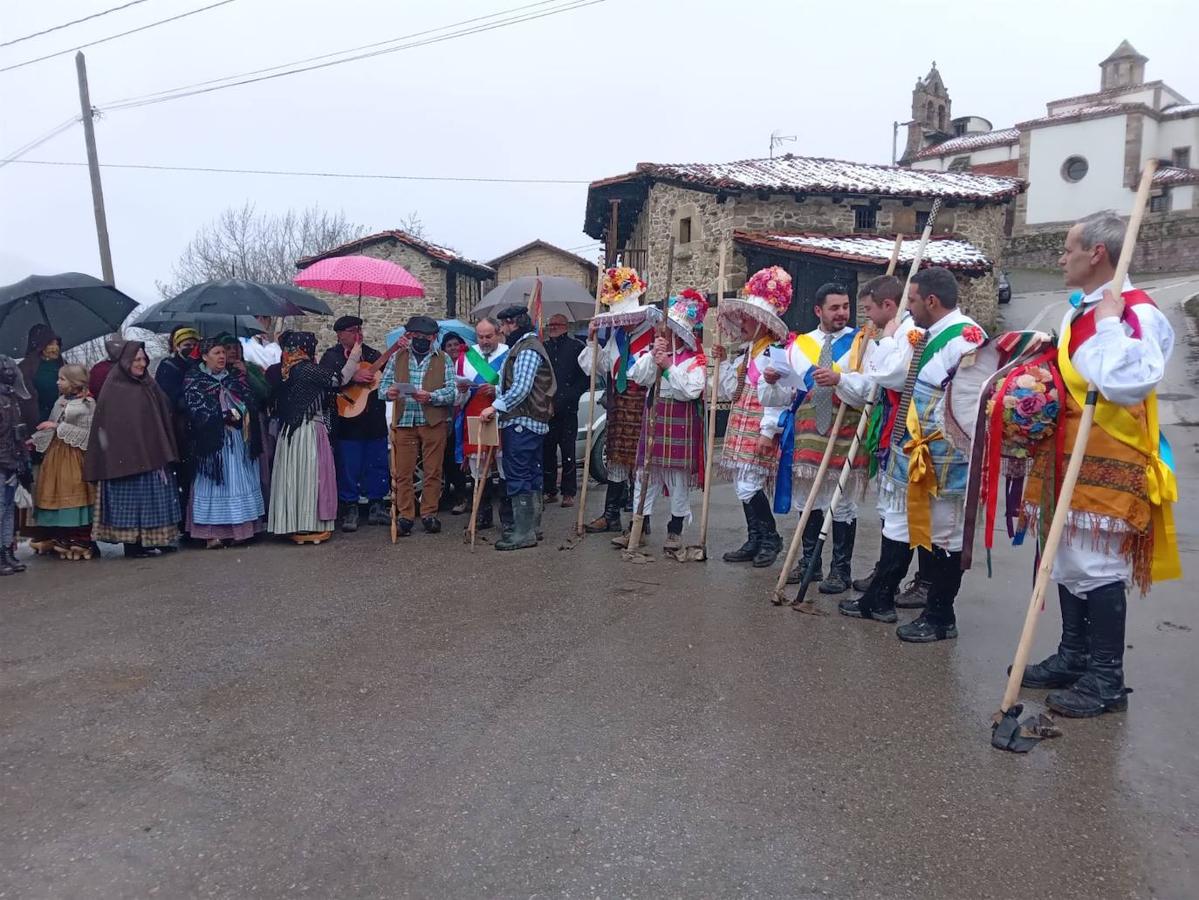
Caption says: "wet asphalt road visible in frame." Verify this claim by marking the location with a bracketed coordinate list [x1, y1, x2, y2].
[3, 275, 1198, 898]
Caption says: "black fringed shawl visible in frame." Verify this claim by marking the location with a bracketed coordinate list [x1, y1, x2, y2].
[182, 366, 262, 485]
[276, 358, 342, 437]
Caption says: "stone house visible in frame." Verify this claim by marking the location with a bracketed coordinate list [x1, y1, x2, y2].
[488, 239, 598, 295]
[294, 230, 496, 349]
[904, 43, 1199, 272]
[583, 154, 1023, 332]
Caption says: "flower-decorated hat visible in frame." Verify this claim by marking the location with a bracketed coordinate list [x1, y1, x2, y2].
[664, 288, 709, 349]
[600, 265, 647, 315]
[717, 265, 792, 341]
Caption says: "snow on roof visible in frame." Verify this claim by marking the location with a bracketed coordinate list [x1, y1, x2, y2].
[1018, 104, 1140, 128]
[620, 155, 1023, 202]
[734, 232, 993, 275]
[1163, 103, 1199, 119]
[913, 128, 1021, 160]
[1153, 166, 1199, 186]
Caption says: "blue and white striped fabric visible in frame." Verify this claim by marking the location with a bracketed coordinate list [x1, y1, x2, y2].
[192, 429, 265, 525]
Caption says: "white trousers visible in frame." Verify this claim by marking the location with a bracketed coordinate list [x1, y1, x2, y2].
[882, 496, 964, 552]
[631, 469, 692, 520]
[734, 470, 766, 503]
[805, 483, 857, 523]
[1052, 536, 1133, 596]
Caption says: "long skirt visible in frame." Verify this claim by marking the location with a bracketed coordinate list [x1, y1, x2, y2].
[189, 428, 265, 541]
[33, 438, 94, 541]
[268, 420, 338, 535]
[605, 383, 647, 482]
[93, 468, 181, 547]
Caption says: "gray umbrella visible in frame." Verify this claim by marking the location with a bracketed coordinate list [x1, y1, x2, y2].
[131, 301, 266, 337]
[265, 284, 333, 315]
[0, 273, 139, 357]
[472, 276, 596, 323]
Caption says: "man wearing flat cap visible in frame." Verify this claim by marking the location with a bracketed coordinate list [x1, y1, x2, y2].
[320, 315, 389, 532]
[480, 305, 556, 551]
[380, 315, 458, 536]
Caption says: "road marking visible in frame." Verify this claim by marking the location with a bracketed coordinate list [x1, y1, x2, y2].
[1026, 300, 1068, 332]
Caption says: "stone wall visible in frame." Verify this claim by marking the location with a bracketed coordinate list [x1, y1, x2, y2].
[493, 247, 597, 295]
[294, 239, 449, 350]
[630, 183, 1008, 331]
[1004, 211, 1199, 274]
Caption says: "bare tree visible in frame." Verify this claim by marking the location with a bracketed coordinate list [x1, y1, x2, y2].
[157, 203, 373, 298]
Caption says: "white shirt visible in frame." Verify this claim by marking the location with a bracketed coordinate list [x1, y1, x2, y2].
[835, 313, 912, 408]
[628, 348, 706, 401]
[241, 335, 281, 368]
[867, 308, 982, 393]
[757, 326, 856, 436]
[577, 322, 655, 377]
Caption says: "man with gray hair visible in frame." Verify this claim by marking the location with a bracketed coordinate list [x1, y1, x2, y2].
[1010, 209, 1179, 719]
[457, 315, 511, 533]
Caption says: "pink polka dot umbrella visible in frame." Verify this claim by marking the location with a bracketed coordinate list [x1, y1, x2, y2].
[294, 254, 424, 314]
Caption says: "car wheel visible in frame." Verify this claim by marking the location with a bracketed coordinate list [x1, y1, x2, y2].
[590, 428, 608, 484]
[998, 292, 1012, 305]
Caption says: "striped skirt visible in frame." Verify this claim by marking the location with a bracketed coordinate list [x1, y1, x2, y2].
[190, 428, 265, 540]
[268, 420, 338, 535]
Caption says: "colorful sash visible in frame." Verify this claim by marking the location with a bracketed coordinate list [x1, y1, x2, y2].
[612, 325, 655, 392]
[458, 345, 509, 459]
[1058, 293, 1180, 584]
[773, 329, 857, 514]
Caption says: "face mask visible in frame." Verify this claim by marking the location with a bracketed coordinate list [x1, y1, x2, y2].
[42, 344, 61, 361]
[410, 337, 432, 354]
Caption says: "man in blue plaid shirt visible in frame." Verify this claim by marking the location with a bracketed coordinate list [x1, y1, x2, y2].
[480, 306, 557, 551]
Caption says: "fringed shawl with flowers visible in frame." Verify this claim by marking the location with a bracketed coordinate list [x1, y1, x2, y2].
[183, 366, 262, 485]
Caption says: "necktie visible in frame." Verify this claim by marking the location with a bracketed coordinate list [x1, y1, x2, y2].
[891, 330, 929, 449]
[813, 333, 834, 434]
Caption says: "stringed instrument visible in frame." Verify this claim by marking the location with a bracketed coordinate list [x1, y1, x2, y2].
[337, 337, 404, 418]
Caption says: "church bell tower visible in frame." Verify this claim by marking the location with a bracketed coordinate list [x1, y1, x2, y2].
[902, 62, 953, 163]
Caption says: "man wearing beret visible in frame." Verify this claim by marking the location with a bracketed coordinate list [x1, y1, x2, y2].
[380, 315, 458, 536]
[480, 305, 557, 551]
[320, 316, 390, 532]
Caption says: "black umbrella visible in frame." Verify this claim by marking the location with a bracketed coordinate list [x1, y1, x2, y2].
[265, 284, 333, 315]
[158, 279, 306, 319]
[131, 301, 266, 337]
[0, 273, 139, 357]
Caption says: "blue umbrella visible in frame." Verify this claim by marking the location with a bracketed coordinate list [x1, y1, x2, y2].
[385, 318, 476, 348]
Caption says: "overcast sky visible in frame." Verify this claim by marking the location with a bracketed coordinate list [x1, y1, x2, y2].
[1, 0, 1194, 303]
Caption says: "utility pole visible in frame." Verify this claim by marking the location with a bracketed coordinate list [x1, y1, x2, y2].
[76, 51, 114, 285]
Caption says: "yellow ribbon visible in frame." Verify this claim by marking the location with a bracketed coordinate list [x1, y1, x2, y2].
[903, 398, 942, 551]
[792, 333, 842, 374]
[1059, 318, 1181, 582]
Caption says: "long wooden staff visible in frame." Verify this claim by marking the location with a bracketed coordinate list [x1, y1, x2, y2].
[574, 253, 608, 538]
[789, 201, 943, 612]
[994, 161, 1157, 739]
[390, 398, 400, 543]
[468, 444, 494, 548]
[771, 234, 904, 604]
[684, 241, 728, 561]
[623, 237, 675, 556]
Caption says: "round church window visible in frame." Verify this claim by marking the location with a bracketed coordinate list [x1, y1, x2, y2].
[1061, 156, 1089, 182]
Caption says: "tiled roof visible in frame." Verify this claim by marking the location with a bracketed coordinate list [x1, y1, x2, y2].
[1162, 103, 1199, 119]
[1153, 166, 1199, 186]
[913, 128, 1021, 160]
[487, 239, 598, 271]
[602, 155, 1023, 202]
[733, 231, 993, 275]
[1017, 104, 1144, 129]
[969, 159, 1020, 178]
[297, 230, 495, 278]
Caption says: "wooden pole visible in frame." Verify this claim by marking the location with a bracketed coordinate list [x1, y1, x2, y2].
[997, 160, 1157, 716]
[390, 399, 400, 543]
[771, 234, 904, 604]
[789, 206, 942, 610]
[75, 52, 114, 285]
[575, 253, 608, 537]
[468, 447, 494, 548]
[690, 241, 727, 558]
[605, 199, 620, 266]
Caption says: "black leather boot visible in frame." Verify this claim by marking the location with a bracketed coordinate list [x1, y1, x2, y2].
[0, 547, 17, 576]
[750, 491, 781, 568]
[341, 502, 360, 533]
[838, 536, 908, 623]
[896, 546, 933, 608]
[585, 481, 625, 533]
[1018, 585, 1090, 688]
[786, 509, 824, 584]
[897, 548, 961, 642]
[723, 501, 760, 563]
[819, 518, 856, 594]
[1047, 582, 1130, 717]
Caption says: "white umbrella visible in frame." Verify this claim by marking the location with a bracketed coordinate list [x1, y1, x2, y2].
[472, 276, 596, 322]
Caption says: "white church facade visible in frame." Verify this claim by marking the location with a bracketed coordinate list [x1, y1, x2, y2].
[900, 42, 1199, 271]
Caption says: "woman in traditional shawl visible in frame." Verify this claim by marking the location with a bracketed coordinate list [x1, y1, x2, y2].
[182, 337, 265, 548]
[18, 324, 64, 429]
[219, 332, 274, 512]
[30, 364, 97, 559]
[268, 331, 360, 542]
[83, 342, 181, 558]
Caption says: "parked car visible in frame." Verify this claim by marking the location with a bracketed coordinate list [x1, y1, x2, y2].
[997, 270, 1012, 304]
[575, 387, 608, 483]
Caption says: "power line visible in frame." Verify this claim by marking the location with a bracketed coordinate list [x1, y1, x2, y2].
[9, 158, 592, 185]
[0, 117, 80, 168]
[100, 0, 604, 111]
[0, 0, 239, 73]
[1, 1, 158, 48]
[107, 0, 567, 106]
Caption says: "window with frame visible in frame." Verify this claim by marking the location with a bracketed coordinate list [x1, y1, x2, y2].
[1172, 147, 1191, 169]
[915, 210, 931, 232]
[1150, 193, 1170, 213]
[853, 206, 877, 230]
[1061, 155, 1089, 182]
[947, 155, 971, 172]
[678, 216, 692, 245]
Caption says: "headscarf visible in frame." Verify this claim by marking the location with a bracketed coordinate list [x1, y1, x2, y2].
[25, 324, 58, 358]
[281, 331, 317, 380]
[182, 359, 261, 484]
[276, 332, 340, 435]
[0, 355, 31, 400]
[18, 324, 63, 426]
[83, 341, 179, 482]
